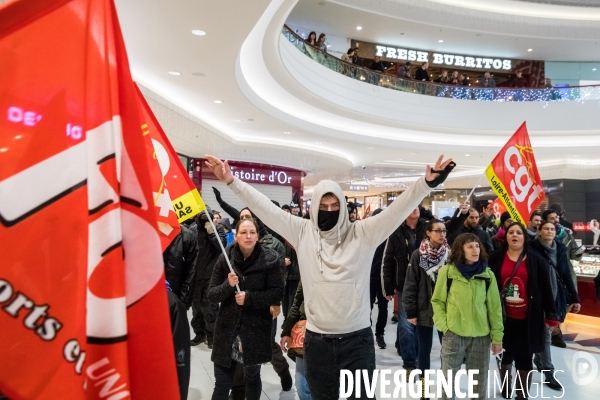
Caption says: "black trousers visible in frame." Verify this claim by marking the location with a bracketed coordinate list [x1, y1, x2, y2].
[191, 278, 218, 337]
[167, 291, 190, 400]
[212, 362, 261, 400]
[501, 317, 533, 370]
[369, 279, 388, 336]
[304, 327, 376, 400]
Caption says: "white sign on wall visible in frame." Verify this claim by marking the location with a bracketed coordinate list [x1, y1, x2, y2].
[375, 46, 428, 62]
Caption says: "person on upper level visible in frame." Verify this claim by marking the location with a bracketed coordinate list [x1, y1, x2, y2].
[415, 62, 430, 81]
[316, 33, 327, 53]
[397, 61, 412, 79]
[479, 71, 496, 88]
[434, 70, 450, 83]
[370, 56, 386, 72]
[512, 71, 528, 88]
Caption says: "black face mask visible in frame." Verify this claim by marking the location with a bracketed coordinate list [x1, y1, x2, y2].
[318, 210, 339, 231]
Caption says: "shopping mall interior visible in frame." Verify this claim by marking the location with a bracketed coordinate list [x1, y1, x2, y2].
[2, 0, 600, 399]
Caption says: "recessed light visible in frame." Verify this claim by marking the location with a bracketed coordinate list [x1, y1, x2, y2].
[214, 100, 222, 104]
[191, 30, 206, 36]
[356, 26, 362, 30]
[527, 48, 533, 52]
[438, 40, 443, 43]
[465, 154, 470, 157]
[283, 131, 291, 134]
[233, 119, 242, 122]
[478, 184, 482, 187]
[593, 68, 597, 71]
[367, 147, 373, 149]
[168, 71, 181, 75]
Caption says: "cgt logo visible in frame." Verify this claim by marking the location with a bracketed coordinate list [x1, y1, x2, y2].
[572, 351, 599, 386]
[503, 145, 543, 213]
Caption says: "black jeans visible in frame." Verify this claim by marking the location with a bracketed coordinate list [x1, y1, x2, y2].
[369, 279, 388, 336]
[304, 327, 376, 400]
[212, 362, 261, 400]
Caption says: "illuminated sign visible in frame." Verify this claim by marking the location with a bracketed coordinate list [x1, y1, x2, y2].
[231, 168, 292, 185]
[374, 46, 511, 70]
[432, 53, 511, 70]
[375, 46, 428, 62]
[573, 222, 591, 232]
[349, 185, 369, 191]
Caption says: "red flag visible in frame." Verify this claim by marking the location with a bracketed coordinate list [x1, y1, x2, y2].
[490, 198, 507, 220]
[485, 122, 545, 224]
[135, 84, 206, 250]
[0, 0, 179, 399]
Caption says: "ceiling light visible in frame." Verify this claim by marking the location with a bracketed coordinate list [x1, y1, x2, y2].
[168, 71, 181, 75]
[438, 40, 443, 43]
[214, 100, 222, 104]
[465, 154, 470, 157]
[367, 147, 373, 149]
[527, 48, 533, 52]
[233, 119, 242, 122]
[283, 131, 291, 134]
[593, 68, 597, 71]
[191, 30, 206, 36]
[356, 26, 362, 30]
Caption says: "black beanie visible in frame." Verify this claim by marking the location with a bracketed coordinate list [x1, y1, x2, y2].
[500, 211, 511, 226]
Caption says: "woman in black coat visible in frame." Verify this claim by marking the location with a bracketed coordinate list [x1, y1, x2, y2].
[207, 218, 284, 400]
[488, 222, 559, 399]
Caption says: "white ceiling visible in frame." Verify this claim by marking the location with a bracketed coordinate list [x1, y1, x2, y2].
[111, 0, 600, 192]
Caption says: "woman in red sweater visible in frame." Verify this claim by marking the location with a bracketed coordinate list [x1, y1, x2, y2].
[488, 222, 559, 400]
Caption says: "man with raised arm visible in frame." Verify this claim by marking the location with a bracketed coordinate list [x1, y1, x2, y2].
[204, 154, 454, 400]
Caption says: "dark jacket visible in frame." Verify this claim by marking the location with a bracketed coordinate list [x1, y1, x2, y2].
[403, 249, 437, 327]
[448, 222, 494, 256]
[163, 224, 198, 308]
[285, 241, 301, 282]
[281, 280, 306, 337]
[207, 244, 284, 367]
[489, 250, 559, 353]
[370, 241, 386, 281]
[479, 77, 496, 88]
[415, 67, 429, 81]
[530, 239, 580, 321]
[397, 65, 411, 79]
[445, 208, 468, 239]
[259, 233, 286, 306]
[370, 61, 385, 72]
[194, 214, 227, 280]
[168, 290, 190, 400]
[381, 219, 426, 296]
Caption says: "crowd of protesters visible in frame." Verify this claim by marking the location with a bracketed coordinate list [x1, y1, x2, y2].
[161, 152, 599, 400]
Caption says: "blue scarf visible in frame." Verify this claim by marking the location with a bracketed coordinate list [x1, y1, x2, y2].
[456, 260, 486, 280]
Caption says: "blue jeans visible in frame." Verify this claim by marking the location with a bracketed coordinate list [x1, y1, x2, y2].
[396, 290, 417, 369]
[295, 357, 312, 400]
[534, 328, 554, 373]
[415, 325, 433, 371]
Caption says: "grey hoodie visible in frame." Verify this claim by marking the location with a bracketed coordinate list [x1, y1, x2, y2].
[229, 177, 431, 334]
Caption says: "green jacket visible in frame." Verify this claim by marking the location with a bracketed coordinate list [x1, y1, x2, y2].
[431, 263, 503, 345]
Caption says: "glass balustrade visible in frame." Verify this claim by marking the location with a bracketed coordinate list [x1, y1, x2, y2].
[282, 26, 600, 102]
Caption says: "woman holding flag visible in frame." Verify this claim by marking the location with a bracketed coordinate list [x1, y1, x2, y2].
[207, 218, 284, 400]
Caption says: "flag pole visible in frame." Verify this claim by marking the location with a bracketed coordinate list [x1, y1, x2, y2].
[466, 173, 485, 204]
[204, 208, 240, 293]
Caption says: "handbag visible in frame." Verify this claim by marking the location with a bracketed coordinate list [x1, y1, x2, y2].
[500, 251, 526, 323]
[287, 320, 306, 358]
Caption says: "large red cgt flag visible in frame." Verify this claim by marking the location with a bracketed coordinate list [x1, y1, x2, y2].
[0, 0, 179, 399]
[485, 122, 545, 225]
[136, 84, 206, 250]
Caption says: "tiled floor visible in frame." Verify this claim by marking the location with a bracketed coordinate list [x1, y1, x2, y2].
[188, 305, 600, 399]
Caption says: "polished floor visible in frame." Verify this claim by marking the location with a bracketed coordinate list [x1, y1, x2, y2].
[188, 304, 600, 399]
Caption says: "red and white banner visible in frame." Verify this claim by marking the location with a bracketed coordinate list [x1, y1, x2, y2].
[0, 0, 179, 398]
[136, 84, 205, 250]
[485, 122, 545, 224]
[490, 198, 507, 220]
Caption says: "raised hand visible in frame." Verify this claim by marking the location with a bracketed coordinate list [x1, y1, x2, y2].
[205, 155, 234, 184]
[425, 155, 455, 187]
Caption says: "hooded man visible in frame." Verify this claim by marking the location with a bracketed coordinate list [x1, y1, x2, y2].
[204, 154, 454, 399]
[190, 206, 227, 349]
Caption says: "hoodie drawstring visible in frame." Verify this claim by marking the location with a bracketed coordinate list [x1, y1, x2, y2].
[317, 234, 323, 273]
[337, 224, 341, 244]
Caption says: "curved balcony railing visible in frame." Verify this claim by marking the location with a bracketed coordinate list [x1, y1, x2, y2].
[282, 26, 600, 102]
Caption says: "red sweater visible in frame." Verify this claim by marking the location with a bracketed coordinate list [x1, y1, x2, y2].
[501, 254, 528, 320]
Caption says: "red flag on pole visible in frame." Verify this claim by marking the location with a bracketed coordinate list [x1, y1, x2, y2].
[135, 84, 206, 250]
[490, 198, 507, 220]
[485, 122, 545, 224]
[0, 0, 179, 398]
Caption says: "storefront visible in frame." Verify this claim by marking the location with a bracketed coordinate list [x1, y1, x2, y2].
[190, 158, 305, 220]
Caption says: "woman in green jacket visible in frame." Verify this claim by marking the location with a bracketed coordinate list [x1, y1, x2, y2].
[431, 233, 504, 400]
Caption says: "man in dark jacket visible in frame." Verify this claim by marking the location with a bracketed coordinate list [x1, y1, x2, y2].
[369, 209, 388, 349]
[415, 62, 430, 81]
[190, 207, 227, 348]
[163, 224, 198, 309]
[381, 207, 425, 372]
[447, 207, 494, 256]
[370, 56, 385, 72]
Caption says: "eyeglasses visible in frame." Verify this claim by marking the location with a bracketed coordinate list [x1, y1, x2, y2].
[431, 230, 447, 235]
